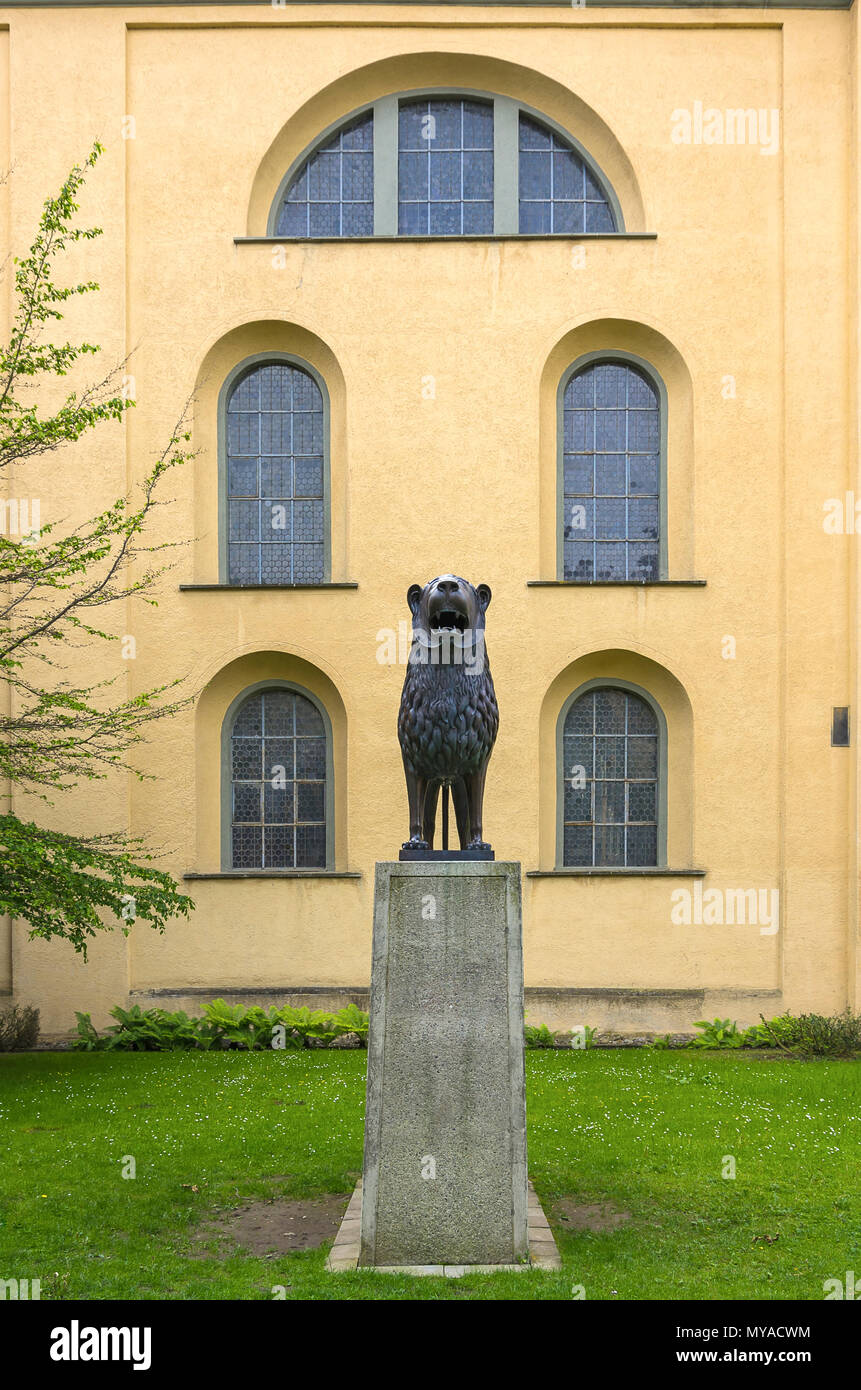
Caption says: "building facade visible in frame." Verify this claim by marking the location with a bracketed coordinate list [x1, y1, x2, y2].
[1, 0, 859, 1037]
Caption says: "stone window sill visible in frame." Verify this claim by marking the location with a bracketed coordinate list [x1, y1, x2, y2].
[527, 867, 707, 878]
[527, 580, 706, 588]
[183, 871, 361, 880]
[235, 233, 657, 246]
[179, 583, 358, 592]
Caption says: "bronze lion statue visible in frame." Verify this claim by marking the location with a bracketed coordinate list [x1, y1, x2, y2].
[397, 575, 498, 854]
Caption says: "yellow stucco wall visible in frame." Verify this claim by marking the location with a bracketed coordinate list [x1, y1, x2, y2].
[0, 2, 857, 1037]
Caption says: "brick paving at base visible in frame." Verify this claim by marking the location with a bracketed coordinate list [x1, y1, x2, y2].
[326, 1178, 562, 1275]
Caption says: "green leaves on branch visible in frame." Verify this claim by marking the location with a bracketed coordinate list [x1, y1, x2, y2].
[0, 678, 190, 793]
[0, 813, 194, 957]
[0, 141, 123, 456]
[0, 422, 195, 795]
[0, 144, 197, 952]
[0, 142, 194, 799]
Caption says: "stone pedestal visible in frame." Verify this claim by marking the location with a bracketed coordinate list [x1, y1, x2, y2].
[359, 861, 528, 1267]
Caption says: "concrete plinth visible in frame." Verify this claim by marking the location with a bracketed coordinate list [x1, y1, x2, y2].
[359, 861, 528, 1268]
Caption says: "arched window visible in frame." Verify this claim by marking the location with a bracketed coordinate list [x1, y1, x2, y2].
[561, 358, 662, 582]
[228, 686, 329, 870]
[270, 93, 621, 238]
[520, 113, 616, 233]
[274, 110, 374, 239]
[561, 685, 660, 867]
[223, 358, 326, 585]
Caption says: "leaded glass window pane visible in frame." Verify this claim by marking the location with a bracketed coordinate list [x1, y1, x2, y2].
[231, 689, 327, 870]
[226, 362, 325, 585]
[276, 111, 374, 239]
[398, 97, 494, 236]
[519, 113, 616, 234]
[562, 688, 659, 867]
[272, 99, 623, 240]
[562, 360, 660, 581]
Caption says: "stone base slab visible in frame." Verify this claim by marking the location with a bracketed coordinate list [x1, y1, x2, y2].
[327, 1178, 561, 1275]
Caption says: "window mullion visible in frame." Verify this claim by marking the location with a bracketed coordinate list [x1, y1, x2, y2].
[494, 95, 519, 235]
[374, 95, 398, 236]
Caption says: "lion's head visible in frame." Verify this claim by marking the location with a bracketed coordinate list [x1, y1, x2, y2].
[406, 574, 491, 636]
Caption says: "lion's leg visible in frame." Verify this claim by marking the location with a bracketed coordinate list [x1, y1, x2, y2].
[402, 754, 429, 849]
[423, 780, 440, 850]
[451, 777, 470, 850]
[465, 763, 491, 850]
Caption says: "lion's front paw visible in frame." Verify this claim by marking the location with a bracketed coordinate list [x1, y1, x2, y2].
[402, 837, 429, 851]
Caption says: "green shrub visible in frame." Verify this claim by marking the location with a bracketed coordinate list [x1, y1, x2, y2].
[333, 1002, 370, 1043]
[690, 1018, 745, 1049]
[522, 1020, 597, 1048]
[737, 1013, 798, 1050]
[72, 1000, 369, 1052]
[200, 999, 280, 1050]
[74, 1005, 207, 1052]
[524, 1021, 557, 1049]
[756, 1010, 861, 1058]
[678, 1011, 861, 1057]
[73, 1012, 102, 1051]
[0, 1003, 40, 1051]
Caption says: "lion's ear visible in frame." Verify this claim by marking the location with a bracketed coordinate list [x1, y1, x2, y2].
[407, 583, 423, 615]
[477, 583, 492, 611]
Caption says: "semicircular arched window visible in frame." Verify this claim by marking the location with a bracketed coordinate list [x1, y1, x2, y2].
[228, 686, 329, 870]
[561, 359, 662, 582]
[561, 685, 660, 868]
[224, 359, 326, 586]
[270, 93, 621, 239]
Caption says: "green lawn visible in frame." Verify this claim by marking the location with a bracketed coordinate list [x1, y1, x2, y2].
[0, 1049, 858, 1300]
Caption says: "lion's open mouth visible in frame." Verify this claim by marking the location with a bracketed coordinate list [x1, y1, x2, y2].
[430, 609, 468, 633]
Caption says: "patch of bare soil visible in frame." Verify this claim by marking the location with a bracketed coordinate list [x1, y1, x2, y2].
[551, 1198, 631, 1233]
[193, 1194, 351, 1258]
